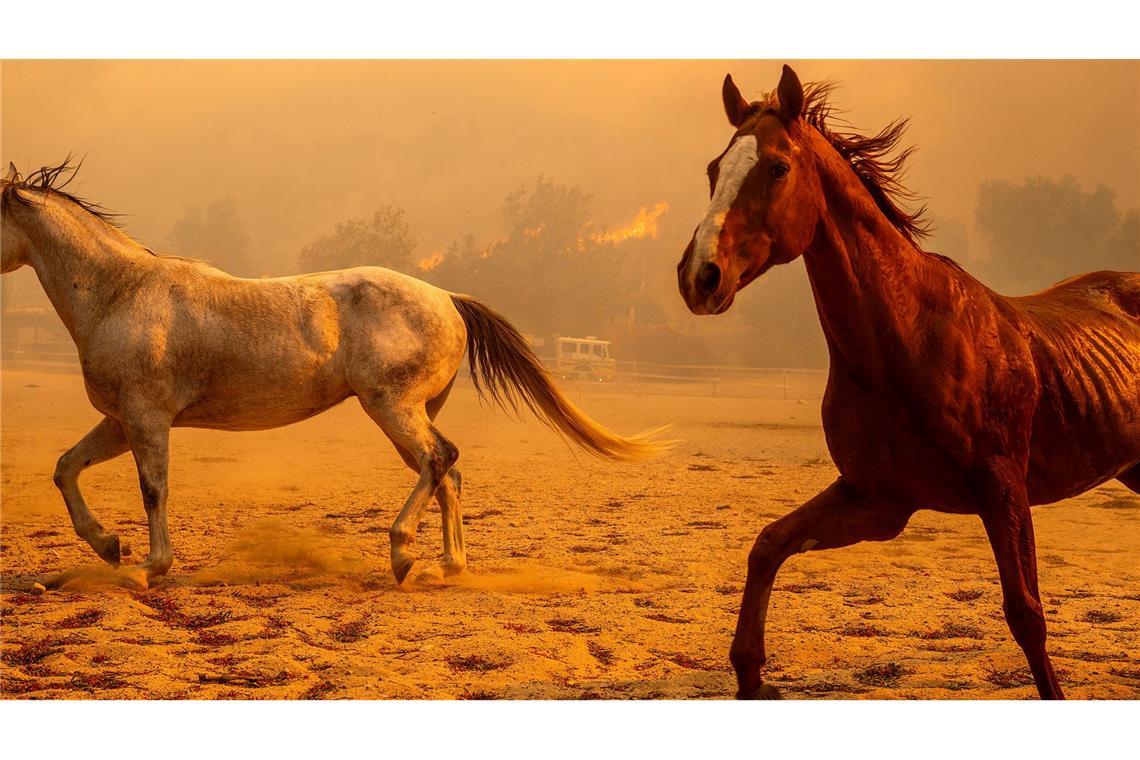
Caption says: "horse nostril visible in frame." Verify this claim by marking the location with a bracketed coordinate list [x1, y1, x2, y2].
[696, 262, 722, 295]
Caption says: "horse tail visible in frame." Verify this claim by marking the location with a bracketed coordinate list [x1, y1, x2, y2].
[449, 294, 673, 462]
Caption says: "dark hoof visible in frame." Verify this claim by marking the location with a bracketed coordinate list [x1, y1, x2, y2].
[393, 559, 417, 586]
[739, 682, 783, 700]
[96, 534, 122, 567]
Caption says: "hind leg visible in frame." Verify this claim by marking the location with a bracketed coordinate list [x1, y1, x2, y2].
[360, 395, 458, 584]
[380, 377, 467, 579]
[427, 376, 466, 576]
[438, 468, 466, 575]
[52, 416, 131, 564]
[384, 438, 466, 580]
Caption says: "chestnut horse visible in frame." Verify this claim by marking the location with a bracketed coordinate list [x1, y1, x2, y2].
[677, 66, 1140, 699]
[1, 161, 669, 590]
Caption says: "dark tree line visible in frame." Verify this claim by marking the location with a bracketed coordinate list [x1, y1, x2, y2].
[425, 176, 650, 338]
[289, 176, 654, 342]
[162, 173, 1138, 368]
[968, 176, 1137, 295]
[297, 205, 416, 275]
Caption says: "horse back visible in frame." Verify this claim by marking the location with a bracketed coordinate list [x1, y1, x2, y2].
[1027, 270, 1140, 321]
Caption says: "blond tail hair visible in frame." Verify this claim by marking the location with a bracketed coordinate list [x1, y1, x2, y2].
[450, 294, 673, 462]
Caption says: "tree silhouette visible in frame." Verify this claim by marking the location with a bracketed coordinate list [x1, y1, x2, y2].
[427, 176, 637, 338]
[974, 176, 1134, 295]
[167, 198, 252, 276]
[298, 205, 416, 274]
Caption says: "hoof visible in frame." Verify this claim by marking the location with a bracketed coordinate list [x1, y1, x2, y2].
[397, 561, 448, 589]
[393, 559, 417, 586]
[141, 557, 173, 580]
[739, 682, 783, 700]
[412, 564, 446, 586]
[96, 534, 122, 566]
[441, 560, 467, 578]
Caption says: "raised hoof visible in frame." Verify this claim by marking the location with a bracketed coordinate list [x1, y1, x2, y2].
[95, 534, 122, 567]
[393, 559, 418, 586]
[739, 682, 783, 700]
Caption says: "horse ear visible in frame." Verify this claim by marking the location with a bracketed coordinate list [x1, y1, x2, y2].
[4, 162, 19, 182]
[722, 74, 750, 128]
[777, 64, 804, 121]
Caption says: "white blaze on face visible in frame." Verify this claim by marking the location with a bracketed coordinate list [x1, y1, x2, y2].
[692, 135, 759, 271]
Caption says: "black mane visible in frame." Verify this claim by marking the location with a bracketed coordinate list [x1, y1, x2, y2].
[1, 156, 122, 228]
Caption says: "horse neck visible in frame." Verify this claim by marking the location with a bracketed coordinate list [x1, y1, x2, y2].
[21, 196, 152, 342]
[800, 144, 943, 379]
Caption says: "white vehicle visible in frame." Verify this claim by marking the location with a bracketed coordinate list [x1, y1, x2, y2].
[552, 335, 616, 382]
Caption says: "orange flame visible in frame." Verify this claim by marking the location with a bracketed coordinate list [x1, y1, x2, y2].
[592, 202, 669, 244]
[417, 250, 444, 272]
[420, 201, 669, 269]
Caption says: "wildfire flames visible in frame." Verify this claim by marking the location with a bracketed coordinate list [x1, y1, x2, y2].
[592, 202, 669, 244]
[415, 201, 668, 271]
[416, 250, 444, 272]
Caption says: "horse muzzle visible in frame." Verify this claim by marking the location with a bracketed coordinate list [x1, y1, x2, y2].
[678, 245, 737, 315]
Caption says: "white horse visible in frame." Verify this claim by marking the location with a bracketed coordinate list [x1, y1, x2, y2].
[1, 161, 670, 589]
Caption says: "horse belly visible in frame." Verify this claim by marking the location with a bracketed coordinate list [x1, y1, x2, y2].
[1025, 322, 1140, 503]
[1026, 385, 1140, 504]
[173, 355, 352, 431]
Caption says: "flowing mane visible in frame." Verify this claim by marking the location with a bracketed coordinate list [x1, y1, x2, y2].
[746, 82, 932, 246]
[1, 157, 122, 228]
[1, 157, 197, 263]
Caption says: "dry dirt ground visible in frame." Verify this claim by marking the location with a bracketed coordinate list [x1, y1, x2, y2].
[2, 367, 1138, 700]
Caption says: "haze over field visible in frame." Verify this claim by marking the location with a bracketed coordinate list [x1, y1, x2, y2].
[2, 60, 1138, 366]
[1, 61, 1138, 702]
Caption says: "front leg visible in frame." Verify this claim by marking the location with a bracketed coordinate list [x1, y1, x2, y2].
[731, 478, 914, 699]
[52, 416, 131, 564]
[977, 466, 1063, 699]
[122, 414, 174, 582]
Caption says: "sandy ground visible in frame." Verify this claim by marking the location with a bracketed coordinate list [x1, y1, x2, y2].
[1, 367, 1138, 700]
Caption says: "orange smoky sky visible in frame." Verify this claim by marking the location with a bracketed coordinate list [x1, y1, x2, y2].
[2, 60, 1137, 273]
[2, 60, 1137, 369]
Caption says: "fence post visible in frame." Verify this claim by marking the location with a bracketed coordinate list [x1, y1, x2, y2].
[782, 368, 787, 400]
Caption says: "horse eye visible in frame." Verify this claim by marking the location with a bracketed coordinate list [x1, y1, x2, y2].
[769, 163, 790, 179]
